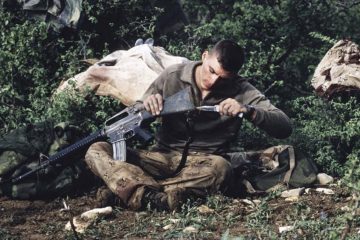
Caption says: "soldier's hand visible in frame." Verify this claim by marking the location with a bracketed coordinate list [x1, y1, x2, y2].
[143, 94, 163, 116]
[218, 98, 246, 117]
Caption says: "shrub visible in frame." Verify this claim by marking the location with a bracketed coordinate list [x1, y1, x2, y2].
[289, 96, 360, 176]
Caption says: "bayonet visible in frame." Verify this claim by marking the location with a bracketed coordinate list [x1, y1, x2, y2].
[197, 105, 244, 118]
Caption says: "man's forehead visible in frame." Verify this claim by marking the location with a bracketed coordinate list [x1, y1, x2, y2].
[208, 57, 237, 78]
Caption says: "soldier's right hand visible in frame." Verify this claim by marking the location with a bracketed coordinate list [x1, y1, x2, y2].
[143, 94, 163, 116]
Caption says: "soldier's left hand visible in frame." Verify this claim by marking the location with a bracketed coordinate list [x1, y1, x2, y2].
[218, 98, 246, 117]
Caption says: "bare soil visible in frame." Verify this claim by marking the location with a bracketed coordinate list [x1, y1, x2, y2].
[0, 185, 358, 239]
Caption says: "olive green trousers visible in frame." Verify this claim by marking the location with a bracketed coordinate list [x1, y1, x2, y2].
[85, 142, 232, 210]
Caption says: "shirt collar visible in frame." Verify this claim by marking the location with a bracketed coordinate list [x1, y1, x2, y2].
[179, 61, 201, 84]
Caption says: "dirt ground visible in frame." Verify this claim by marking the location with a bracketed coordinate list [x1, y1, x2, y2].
[0, 184, 358, 239]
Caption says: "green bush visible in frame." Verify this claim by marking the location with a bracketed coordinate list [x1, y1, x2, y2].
[289, 96, 360, 176]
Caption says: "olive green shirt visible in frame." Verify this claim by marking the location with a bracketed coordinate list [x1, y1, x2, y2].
[140, 61, 292, 154]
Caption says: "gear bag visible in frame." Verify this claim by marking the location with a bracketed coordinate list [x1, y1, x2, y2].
[228, 145, 318, 193]
[0, 120, 92, 199]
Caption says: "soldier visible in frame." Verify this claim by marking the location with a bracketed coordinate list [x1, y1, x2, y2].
[85, 40, 292, 211]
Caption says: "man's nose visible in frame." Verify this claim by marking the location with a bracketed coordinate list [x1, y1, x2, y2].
[210, 74, 220, 85]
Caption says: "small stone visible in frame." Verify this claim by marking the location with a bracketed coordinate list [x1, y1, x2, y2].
[241, 199, 255, 206]
[169, 218, 180, 224]
[279, 225, 294, 233]
[136, 211, 148, 219]
[281, 188, 305, 198]
[285, 196, 299, 202]
[355, 208, 360, 216]
[305, 188, 312, 194]
[183, 226, 198, 234]
[163, 224, 174, 230]
[81, 206, 113, 220]
[197, 205, 214, 214]
[316, 173, 334, 185]
[345, 196, 352, 202]
[65, 218, 88, 233]
[341, 206, 351, 212]
[315, 188, 335, 195]
[64, 207, 113, 233]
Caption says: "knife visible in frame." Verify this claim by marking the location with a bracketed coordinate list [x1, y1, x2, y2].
[196, 105, 243, 118]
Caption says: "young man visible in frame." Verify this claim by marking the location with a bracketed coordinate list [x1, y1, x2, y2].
[85, 40, 292, 211]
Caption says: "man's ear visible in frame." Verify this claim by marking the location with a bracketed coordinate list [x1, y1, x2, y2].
[202, 51, 208, 61]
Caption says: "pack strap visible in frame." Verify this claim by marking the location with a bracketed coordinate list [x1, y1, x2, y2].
[283, 145, 296, 185]
[242, 179, 257, 194]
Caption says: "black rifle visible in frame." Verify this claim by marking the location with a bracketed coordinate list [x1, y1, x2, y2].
[2, 87, 196, 184]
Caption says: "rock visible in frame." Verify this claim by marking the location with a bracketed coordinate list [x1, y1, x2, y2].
[136, 211, 148, 218]
[341, 206, 351, 212]
[316, 173, 334, 185]
[315, 188, 335, 195]
[183, 226, 198, 234]
[281, 188, 305, 198]
[81, 206, 113, 220]
[285, 196, 299, 202]
[64, 206, 113, 233]
[240, 199, 256, 206]
[197, 205, 214, 214]
[279, 225, 294, 233]
[163, 224, 174, 230]
[169, 218, 180, 224]
[305, 188, 312, 194]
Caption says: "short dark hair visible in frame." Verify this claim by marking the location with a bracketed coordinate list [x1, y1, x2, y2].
[210, 40, 245, 73]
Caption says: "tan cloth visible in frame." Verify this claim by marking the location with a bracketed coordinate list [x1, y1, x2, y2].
[311, 39, 360, 98]
[85, 142, 232, 210]
[56, 45, 189, 106]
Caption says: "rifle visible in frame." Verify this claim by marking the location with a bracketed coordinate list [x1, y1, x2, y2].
[2, 87, 196, 184]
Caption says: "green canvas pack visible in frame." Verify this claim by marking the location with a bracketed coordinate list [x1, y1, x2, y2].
[0, 121, 92, 199]
[229, 145, 318, 194]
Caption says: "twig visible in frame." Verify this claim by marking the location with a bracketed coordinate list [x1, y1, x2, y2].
[263, 82, 278, 94]
[284, 83, 313, 96]
[340, 219, 350, 240]
[62, 199, 81, 240]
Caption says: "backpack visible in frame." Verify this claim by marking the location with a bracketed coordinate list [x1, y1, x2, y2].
[0, 121, 93, 199]
[228, 145, 318, 194]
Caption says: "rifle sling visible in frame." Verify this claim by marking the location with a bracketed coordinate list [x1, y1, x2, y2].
[154, 111, 194, 180]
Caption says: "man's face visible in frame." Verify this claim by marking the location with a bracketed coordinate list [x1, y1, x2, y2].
[199, 51, 236, 91]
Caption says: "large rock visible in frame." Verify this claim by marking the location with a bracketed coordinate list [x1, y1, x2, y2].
[311, 39, 360, 98]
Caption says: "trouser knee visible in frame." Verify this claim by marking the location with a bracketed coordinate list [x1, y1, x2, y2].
[208, 156, 233, 191]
